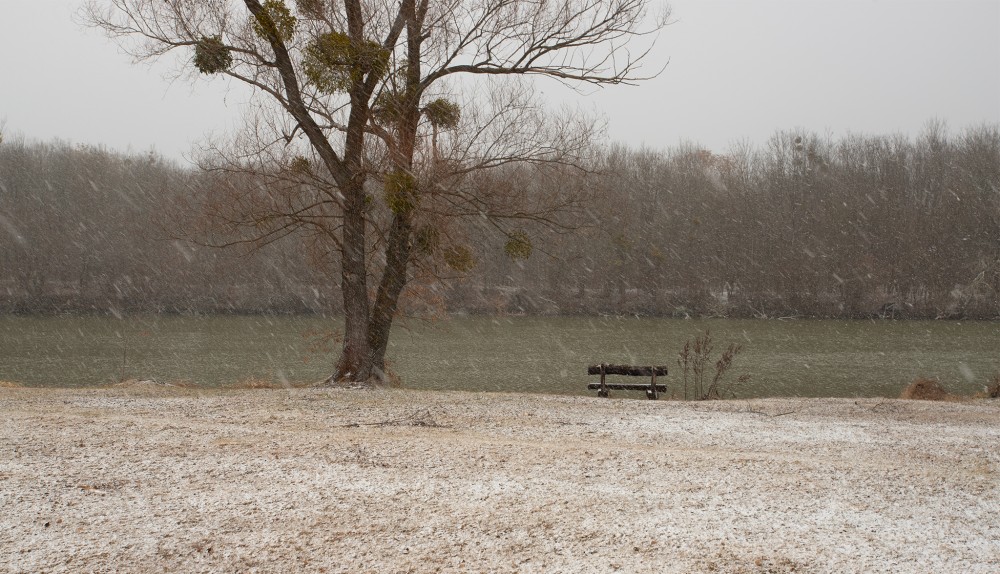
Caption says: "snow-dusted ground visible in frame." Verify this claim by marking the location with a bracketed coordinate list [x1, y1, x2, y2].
[1, 386, 998, 573]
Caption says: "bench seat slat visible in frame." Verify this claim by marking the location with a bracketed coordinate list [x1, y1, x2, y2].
[587, 383, 668, 391]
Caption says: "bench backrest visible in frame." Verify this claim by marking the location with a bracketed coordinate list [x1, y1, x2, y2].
[587, 364, 668, 376]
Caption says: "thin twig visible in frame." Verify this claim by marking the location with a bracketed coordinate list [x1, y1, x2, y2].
[744, 402, 798, 418]
[335, 408, 450, 428]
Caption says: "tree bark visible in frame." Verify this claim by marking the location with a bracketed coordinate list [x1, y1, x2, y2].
[362, 0, 425, 382]
[366, 213, 414, 380]
[333, 178, 374, 383]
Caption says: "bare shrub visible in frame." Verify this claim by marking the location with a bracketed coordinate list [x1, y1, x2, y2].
[677, 331, 751, 400]
[900, 377, 952, 401]
[986, 374, 1000, 399]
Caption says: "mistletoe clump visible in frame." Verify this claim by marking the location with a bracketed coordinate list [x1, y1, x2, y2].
[414, 226, 440, 255]
[251, 0, 296, 42]
[295, 0, 325, 19]
[372, 91, 406, 125]
[443, 245, 476, 272]
[289, 155, 312, 175]
[424, 98, 461, 128]
[303, 31, 389, 93]
[504, 230, 532, 259]
[193, 36, 232, 74]
[383, 170, 418, 215]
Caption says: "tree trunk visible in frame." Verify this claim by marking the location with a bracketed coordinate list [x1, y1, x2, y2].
[327, 0, 377, 384]
[366, 213, 414, 381]
[356, 0, 423, 384]
[331, 177, 372, 383]
[243, 0, 376, 384]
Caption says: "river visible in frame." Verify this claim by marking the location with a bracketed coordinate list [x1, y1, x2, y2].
[1, 315, 998, 398]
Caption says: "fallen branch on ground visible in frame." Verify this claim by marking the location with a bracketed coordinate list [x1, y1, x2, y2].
[744, 402, 798, 417]
[336, 409, 450, 429]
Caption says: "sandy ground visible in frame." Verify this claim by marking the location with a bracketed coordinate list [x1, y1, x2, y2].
[1, 385, 998, 574]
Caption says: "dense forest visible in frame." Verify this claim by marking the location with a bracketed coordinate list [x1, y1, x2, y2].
[2, 122, 998, 319]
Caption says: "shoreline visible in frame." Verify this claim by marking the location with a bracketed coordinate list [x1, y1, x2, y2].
[2, 387, 998, 573]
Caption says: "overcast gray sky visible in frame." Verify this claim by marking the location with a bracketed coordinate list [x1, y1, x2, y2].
[2, 0, 998, 163]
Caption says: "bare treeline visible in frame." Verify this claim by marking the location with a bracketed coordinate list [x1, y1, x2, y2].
[2, 123, 998, 319]
[485, 122, 1000, 319]
[0, 138, 330, 314]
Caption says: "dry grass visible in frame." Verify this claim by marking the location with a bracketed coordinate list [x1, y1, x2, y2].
[224, 376, 315, 390]
[226, 376, 284, 390]
[110, 379, 198, 391]
[900, 377, 954, 401]
[0, 380, 23, 388]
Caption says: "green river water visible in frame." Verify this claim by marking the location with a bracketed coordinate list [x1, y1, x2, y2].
[1, 315, 998, 398]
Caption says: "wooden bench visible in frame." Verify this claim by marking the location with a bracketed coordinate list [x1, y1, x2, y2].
[587, 363, 668, 399]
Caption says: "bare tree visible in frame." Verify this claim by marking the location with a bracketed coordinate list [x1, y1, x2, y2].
[84, 0, 669, 383]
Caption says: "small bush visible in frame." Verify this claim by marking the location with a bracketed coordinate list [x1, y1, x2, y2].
[900, 377, 951, 401]
[676, 330, 751, 400]
[986, 374, 1000, 399]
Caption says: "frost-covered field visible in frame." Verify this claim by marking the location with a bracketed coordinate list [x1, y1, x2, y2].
[1, 386, 998, 573]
